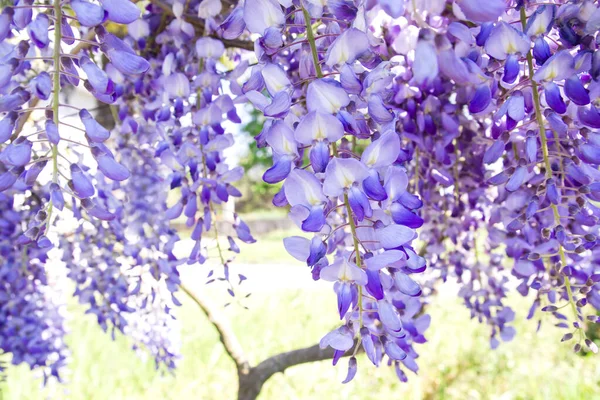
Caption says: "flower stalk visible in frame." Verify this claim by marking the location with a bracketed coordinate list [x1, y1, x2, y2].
[303, 5, 364, 332]
[519, 7, 581, 340]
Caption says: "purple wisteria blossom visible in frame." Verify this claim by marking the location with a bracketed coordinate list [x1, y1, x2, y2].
[3, 0, 600, 388]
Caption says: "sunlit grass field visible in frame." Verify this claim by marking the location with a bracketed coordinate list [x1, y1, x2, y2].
[2, 228, 600, 400]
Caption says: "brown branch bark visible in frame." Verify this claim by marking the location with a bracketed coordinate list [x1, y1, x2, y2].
[148, 0, 254, 51]
[236, 342, 359, 400]
[180, 284, 251, 374]
[181, 284, 359, 400]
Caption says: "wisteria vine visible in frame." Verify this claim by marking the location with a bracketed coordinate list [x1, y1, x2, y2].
[2, 0, 600, 388]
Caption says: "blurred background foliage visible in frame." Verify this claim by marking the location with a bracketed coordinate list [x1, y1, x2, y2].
[235, 109, 282, 214]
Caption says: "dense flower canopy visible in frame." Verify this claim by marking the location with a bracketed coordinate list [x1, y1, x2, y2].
[1, 0, 600, 385]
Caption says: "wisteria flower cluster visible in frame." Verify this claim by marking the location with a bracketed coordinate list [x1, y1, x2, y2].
[2, 0, 600, 387]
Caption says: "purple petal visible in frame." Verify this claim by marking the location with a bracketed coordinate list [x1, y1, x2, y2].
[505, 165, 526, 192]
[564, 76, 590, 106]
[580, 143, 600, 164]
[0, 88, 30, 112]
[457, 0, 505, 23]
[80, 109, 110, 142]
[283, 236, 310, 262]
[469, 84, 491, 113]
[376, 224, 415, 249]
[81, 198, 115, 221]
[325, 28, 369, 67]
[383, 339, 407, 360]
[340, 64, 362, 94]
[306, 79, 350, 114]
[319, 326, 354, 351]
[365, 250, 403, 271]
[347, 186, 372, 222]
[13, 0, 32, 29]
[302, 205, 326, 232]
[544, 82, 566, 114]
[310, 141, 331, 173]
[363, 170, 387, 201]
[100, 0, 139, 24]
[50, 183, 64, 211]
[395, 272, 421, 297]
[322, 157, 369, 197]
[365, 269, 384, 300]
[336, 282, 354, 319]
[390, 203, 424, 228]
[80, 55, 112, 94]
[412, 40, 438, 87]
[360, 328, 378, 365]
[384, 166, 409, 202]
[196, 37, 225, 59]
[27, 14, 50, 48]
[45, 119, 60, 144]
[283, 168, 325, 208]
[263, 156, 293, 184]
[220, 7, 245, 39]
[578, 106, 600, 129]
[526, 135, 537, 163]
[261, 64, 291, 96]
[484, 22, 529, 60]
[533, 37, 551, 65]
[23, 159, 43, 186]
[97, 154, 130, 181]
[341, 357, 358, 384]
[0, 168, 20, 192]
[483, 139, 505, 164]
[165, 201, 184, 220]
[503, 54, 520, 84]
[546, 178, 560, 204]
[378, 300, 402, 332]
[307, 237, 326, 267]
[295, 111, 344, 145]
[70, 164, 95, 198]
[320, 257, 367, 285]
[71, 0, 106, 27]
[104, 48, 150, 75]
[265, 120, 298, 156]
[164, 72, 190, 99]
[533, 51, 574, 82]
[0, 112, 17, 143]
[31, 72, 52, 100]
[243, 0, 284, 34]
[0, 138, 31, 166]
[368, 94, 394, 124]
[264, 91, 291, 118]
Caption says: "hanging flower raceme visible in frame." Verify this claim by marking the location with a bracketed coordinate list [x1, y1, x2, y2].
[0, 191, 68, 381]
[470, 2, 600, 352]
[0, 0, 166, 377]
[111, 1, 255, 300]
[227, 0, 432, 382]
[60, 139, 182, 369]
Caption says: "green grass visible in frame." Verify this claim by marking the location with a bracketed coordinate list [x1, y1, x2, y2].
[235, 229, 309, 264]
[2, 285, 600, 400]
[201, 228, 309, 265]
[2, 228, 600, 399]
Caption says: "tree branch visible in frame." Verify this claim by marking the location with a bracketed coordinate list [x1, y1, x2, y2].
[181, 284, 359, 400]
[179, 284, 251, 374]
[236, 340, 360, 400]
[148, 0, 254, 51]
